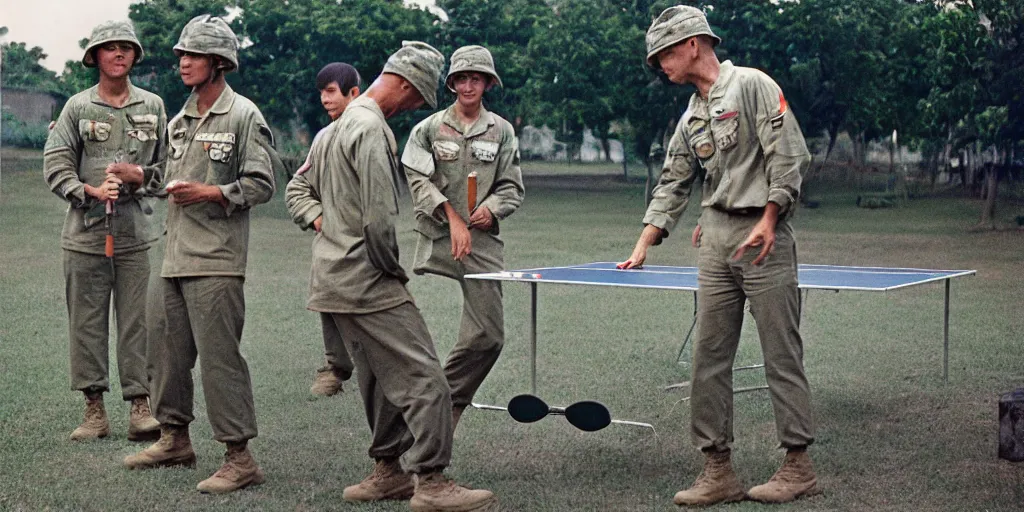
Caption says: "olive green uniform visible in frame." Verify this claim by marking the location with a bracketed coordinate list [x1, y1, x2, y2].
[150, 85, 275, 442]
[286, 95, 452, 472]
[43, 82, 166, 399]
[286, 126, 353, 381]
[644, 61, 814, 451]
[401, 106, 524, 407]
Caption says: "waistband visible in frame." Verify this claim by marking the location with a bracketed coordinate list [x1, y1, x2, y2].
[709, 205, 764, 217]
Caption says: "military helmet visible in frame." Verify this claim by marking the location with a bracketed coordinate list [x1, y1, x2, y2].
[445, 45, 502, 89]
[381, 41, 445, 109]
[82, 20, 144, 68]
[173, 14, 240, 71]
[645, 5, 721, 68]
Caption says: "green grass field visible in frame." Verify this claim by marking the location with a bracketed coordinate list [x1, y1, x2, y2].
[1, 149, 1023, 511]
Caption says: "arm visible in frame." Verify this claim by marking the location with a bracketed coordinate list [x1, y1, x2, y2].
[285, 172, 323, 231]
[733, 77, 812, 265]
[42, 102, 96, 208]
[355, 125, 408, 283]
[476, 128, 525, 225]
[619, 123, 699, 268]
[216, 116, 277, 214]
[400, 122, 448, 222]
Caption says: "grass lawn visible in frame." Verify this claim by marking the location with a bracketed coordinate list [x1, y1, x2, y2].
[1, 149, 1023, 511]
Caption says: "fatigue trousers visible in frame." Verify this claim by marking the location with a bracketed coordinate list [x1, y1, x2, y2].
[421, 232, 505, 408]
[63, 249, 150, 399]
[149, 276, 258, 442]
[320, 312, 354, 379]
[330, 302, 452, 473]
[691, 208, 814, 451]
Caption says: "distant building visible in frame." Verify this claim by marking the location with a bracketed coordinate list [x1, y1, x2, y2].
[2, 87, 62, 125]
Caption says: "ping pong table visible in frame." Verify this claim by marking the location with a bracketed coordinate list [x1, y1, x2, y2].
[466, 262, 975, 395]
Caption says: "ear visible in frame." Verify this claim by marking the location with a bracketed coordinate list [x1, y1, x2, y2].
[348, 86, 360, 97]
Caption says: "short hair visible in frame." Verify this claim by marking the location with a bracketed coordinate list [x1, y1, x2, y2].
[316, 63, 361, 93]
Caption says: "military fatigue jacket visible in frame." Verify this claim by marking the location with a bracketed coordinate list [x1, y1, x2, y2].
[161, 85, 276, 278]
[43, 82, 167, 255]
[285, 96, 413, 314]
[643, 61, 810, 235]
[401, 105, 524, 240]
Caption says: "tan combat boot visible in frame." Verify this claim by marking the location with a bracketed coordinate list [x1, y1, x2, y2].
[70, 392, 109, 441]
[747, 449, 819, 503]
[124, 425, 197, 469]
[127, 397, 161, 441]
[410, 471, 497, 512]
[310, 365, 344, 397]
[673, 449, 746, 507]
[196, 442, 265, 494]
[342, 458, 414, 502]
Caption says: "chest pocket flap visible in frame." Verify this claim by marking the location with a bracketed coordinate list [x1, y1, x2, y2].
[79, 120, 112, 142]
[470, 140, 499, 163]
[432, 140, 460, 161]
[196, 132, 236, 163]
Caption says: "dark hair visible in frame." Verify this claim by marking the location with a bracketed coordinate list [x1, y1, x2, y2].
[316, 63, 361, 93]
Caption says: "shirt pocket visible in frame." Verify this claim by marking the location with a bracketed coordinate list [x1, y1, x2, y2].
[126, 114, 159, 144]
[711, 111, 740, 152]
[470, 141, 499, 163]
[79, 120, 112, 142]
[196, 132, 236, 164]
[432, 140, 460, 161]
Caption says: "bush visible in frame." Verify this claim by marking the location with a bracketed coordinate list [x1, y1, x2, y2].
[1, 110, 49, 149]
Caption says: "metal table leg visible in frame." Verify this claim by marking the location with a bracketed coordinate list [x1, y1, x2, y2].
[530, 281, 538, 395]
[943, 279, 950, 383]
[677, 292, 698, 363]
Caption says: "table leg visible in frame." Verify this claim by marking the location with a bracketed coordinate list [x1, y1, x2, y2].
[677, 292, 698, 363]
[530, 281, 538, 395]
[943, 279, 950, 383]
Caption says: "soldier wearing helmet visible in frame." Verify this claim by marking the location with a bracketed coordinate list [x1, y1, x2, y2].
[43, 19, 165, 445]
[286, 41, 497, 511]
[124, 14, 277, 495]
[400, 44, 524, 433]
[620, 5, 817, 506]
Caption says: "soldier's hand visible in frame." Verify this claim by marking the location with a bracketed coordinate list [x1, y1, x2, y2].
[105, 162, 144, 186]
[691, 224, 702, 248]
[618, 224, 664, 269]
[468, 206, 494, 230]
[167, 181, 227, 208]
[733, 204, 780, 265]
[449, 216, 472, 261]
[313, 216, 323, 233]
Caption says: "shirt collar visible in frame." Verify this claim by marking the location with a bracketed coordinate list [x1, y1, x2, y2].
[88, 80, 146, 108]
[708, 60, 735, 101]
[182, 84, 236, 118]
[441, 104, 494, 138]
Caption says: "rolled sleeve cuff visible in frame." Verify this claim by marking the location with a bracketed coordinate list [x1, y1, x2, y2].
[218, 182, 245, 216]
[66, 183, 89, 208]
[642, 211, 677, 235]
[768, 188, 797, 216]
[479, 196, 509, 220]
[420, 191, 448, 222]
[300, 205, 324, 231]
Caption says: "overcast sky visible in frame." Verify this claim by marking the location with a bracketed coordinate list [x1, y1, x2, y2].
[1, 0, 439, 73]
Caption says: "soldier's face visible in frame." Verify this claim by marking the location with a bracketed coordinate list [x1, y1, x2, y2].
[656, 40, 694, 85]
[96, 42, 135, 79]
[451, 72, 489, 108]
[320, 82, 359, 120]
[178, 52, 215, 87]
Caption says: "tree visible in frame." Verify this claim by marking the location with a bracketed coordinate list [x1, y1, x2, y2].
[1, 39, 63, 95]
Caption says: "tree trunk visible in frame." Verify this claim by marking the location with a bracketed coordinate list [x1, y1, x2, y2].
[978, 146, 1005, 229]
[622, 146, 628, 181]
[600, 135, 612, 163]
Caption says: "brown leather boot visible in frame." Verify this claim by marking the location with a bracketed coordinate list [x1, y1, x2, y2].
[70, 392, 109, 441]
[196, 442, 265, 494]
[747, 448, 819, 503]
[342, 458, 414, 502]
[310, 365, 344, 397]
[124, 425, 197, 469]
[127, 397, 161, 441]
[410, 471, 497, 512]
[673, 449, 746, 506]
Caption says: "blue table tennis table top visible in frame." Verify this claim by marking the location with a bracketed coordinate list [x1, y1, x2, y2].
[467, 261, 975, 292]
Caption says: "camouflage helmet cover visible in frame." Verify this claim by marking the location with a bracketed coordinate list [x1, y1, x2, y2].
[645, 5, 721, 68]
[381, 41, 445, 109]
[83, 20, 144, 68]
[173, 14, 240, 71]
[445, 45, 503, 89]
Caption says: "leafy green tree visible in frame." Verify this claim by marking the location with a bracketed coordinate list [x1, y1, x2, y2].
[1, 39, 64, 95]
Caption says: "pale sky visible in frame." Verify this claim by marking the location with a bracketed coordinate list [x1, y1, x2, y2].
[1, 0, 441, 73]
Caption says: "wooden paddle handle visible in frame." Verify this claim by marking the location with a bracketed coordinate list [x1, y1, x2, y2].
[104, 200, 114, 257]
[467, 172, 478, 211]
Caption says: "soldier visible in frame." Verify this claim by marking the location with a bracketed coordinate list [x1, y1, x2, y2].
[123, 15, 276, 495]
[620, 6, 818, 506]
[43, 19, 164, 443]
[290, 62, 362, 398]
[286, 41, 497, 512]
[401, 45, 524, 430]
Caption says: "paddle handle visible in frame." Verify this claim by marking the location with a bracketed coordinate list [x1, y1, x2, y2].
[467, 172, 477, 210]
[104, 200, 114, 258]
